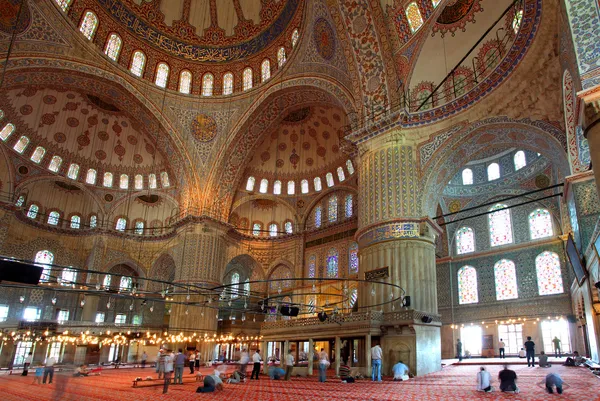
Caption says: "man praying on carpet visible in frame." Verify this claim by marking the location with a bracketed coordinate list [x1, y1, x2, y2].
[197, 374, 224, 393]
[476, 366, 493, 392]
[498, 364, 519, 393]
[392, 360, 410, 381]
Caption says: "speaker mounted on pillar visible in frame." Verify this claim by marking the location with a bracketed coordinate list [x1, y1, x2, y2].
[421, 315, 433, 324]
[280, 306, 299, 317]
[318, 311, 327, 322]
[0, 259, 42, 285]
[402, 296, 411, 308]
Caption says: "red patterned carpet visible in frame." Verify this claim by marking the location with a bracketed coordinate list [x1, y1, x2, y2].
[0, 364, 598, 400]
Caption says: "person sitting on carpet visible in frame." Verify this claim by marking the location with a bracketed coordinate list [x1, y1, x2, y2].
[73, 364, 90, 377]
[476, 366, 493, 392]
[392, 360, 410, 381]
[269, 366, 285, 380]
[498, 364, 519, 393]
[518, 348, 526, 358]
[564, 351, 584, 366]
[538, 372, 570, 394]
[339, 360, 354, 383]
[196, 374, 224, 393]
[538, 351, 551, 368]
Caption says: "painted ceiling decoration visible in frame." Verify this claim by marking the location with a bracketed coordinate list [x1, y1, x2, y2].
[0, 0, 31, 35]
[432, 0, 483, 37]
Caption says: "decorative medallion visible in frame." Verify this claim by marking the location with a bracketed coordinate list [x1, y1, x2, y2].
[133, 154, 143, 164]
[43, 95, 57, 105]
[190, 114, 217, 142]
[114, 142, 126, 160]
[432, 0, 483, 37]
[97, 131, 109, 141]
[276, 159, 284, 168]
[289, 149, 300, 168]
[40, 113, 56, 127]
[252, 199, 277, 210]
[296, 200, 305, 209]
[17, 166, 29, 175]
[64, 102, 79, 111]
[53, 132, 66, 143]
[535, 174, 550, 189]
[104, 194, 114, 202]
[95, 150, 107, 160]
[260, 151, 271, 163]
[322, 130, 330, 140]
[448, 200, 461, 213]
[278, 143, 287, 151]
[77, 133, 90, 148]
[87, 115, 98, 126]
[302, 142, 310, 150]
[306, 158, 314, 166]
[20, 105, 33, 115]
[67, 117, 80, 127]
[127, 135, 138, 145]
[145, 143, 156, 155]
[313, 18, 336, 60]
[290, 133, 299, 143]
[317, 146, 326, 157]
[112, 123, 122, 134]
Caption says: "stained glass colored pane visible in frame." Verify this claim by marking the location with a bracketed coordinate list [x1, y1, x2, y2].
[328, 195, 338, 222]
[70, 215, 80, 229]
[269, 223, 278, 237]
[259, 179, 268, 193]
[130, 51, 146, 77]
[277, 47, 286, 67]
[291, 29, 299, 47]
[337, 166, 346, 181]
[252, 223, 261, 236]
[86, 169, 96, 185]
[27, 204, 38, 219]
[349, 242, 359, 274]
[134, 174, 143, 189]
[432, 0, 441, 7]
[67, 163, 79, 179]
[31, 146, 46, 163]
[326, 173, 334, 187]
[55, 0, 72, 12]
[15, 195, 25, 207]
[104, 34, 122, 61]
[202, 73, 214, 96]
[269, 266, 292, 290]
[406, 3, 424, 33]
[458, 266, 478, 304]
[535, 252, 563, 295]
[48, 211, 60, 226]
[61, 268, 76, 284]
[160, 172, 170, 187]
[462, 168, 473, 185]
[231, 273, 240, 298]
[512, 9, 523, 33]
[346, 159, 355, 175]
[285, 221, 293, 234]
[35, 250, 54, 282]
[244, 279, 250, 296]
[261, 59, 271, 82]
[14, 136, 29, 153]
[103, 172, 113, 188]
[301, 179, 309, 194]
[116, 218, 127, 231]
[494, 259, 518, 300]
[456, 227, 475, 254]
[489, 204, 513, 246]
[287, 180, 295, 195]
[223, 73, 234, 95]
[155, 63, 169, 88]
[119, 276, 132, 291]
[345, 194, 353, 218]
[274, 180, 282, 195]
[0, 123, 15, 140]
[149, 174, 157, 189]
[243, 68, 253, 91]
[529, 209, 553, 239]
[48, 156, 62, 172]
[179, 71, 192, 94]
[327, 248, 338, 278]
[315, 206, 322, 228]
[308, 255, 316, 278]
[487, 163, 500, 180]
[349, 288, 358, 308]
[246, 176, 255, 191]
[80, 11, 98, 40]
[314, 177, 322, 191]
[514, 150, 526, 170]
[89, 215, 97, 228]
[134, 221, 144, 235]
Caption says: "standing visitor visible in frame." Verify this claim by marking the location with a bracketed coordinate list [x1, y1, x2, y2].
[456, 339, 463, 362]
[163, 349, 174, 394]
[239, 348, 249, 377]
[250, 349, 262, 380]
[189, 350, 196, 374]
[33, 366, 43, 384]
[318, 348, 329, 382]
[156, 349, 165, 379]
[552, 337, 562, 358]
[43, 356, 56, 384]
[476, 366, 493, 392]
[22, 352, 33, 376]
[524, 336, 536, 367]
[284, 350, 294, 381]
[174, 349, 186, 384]
[498, 364, 519, 393]
[498, 338, 505, 359]
[371, 343, 383, 382]
[141, 351, 147, 368]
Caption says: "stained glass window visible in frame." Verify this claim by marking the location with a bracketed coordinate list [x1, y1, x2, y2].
[291, 29, 299, 47]
[13, 136, 29, 153]
[79, 11, 98, 40]
[345, 194, 353, 218]
[135, 174, 143, 189]
[0, 109, 3, 121]
[130, 51, 146, 77]
[15, 195, 25, 207]
[494, 259, 518, 300]
[252, 223, 261, 236]
[274, 180, 282, 195]
[246, 176, 255, 191]
[346, 159, 355, 175]
[456, 227, 475, 254]
[349, 288, 358, 308]
[301, 179, 309, 194]
[160, 171, 170, 187]
[48, 211, 60, 226]
[115, 218, 127, 232]
[269, 266, 292, 290]
[514, 150, 526, 170]
[103, 172, 113, 188]
[326, 248, 339, 278]
[231, 272, 240, 299]
[70, 215, 80, 229]
[134, 220, 144, 235]
[512, 9, 523, 33]
[308, 255, 316, 278]
[155, 63, 169, 88]
[27, 204, 39, 219]
[223, 72, 234, 95]
[328, 195, 338, 222]
[30, 146, 46, 163]
[243, 68, 253, 91]
[269, 223, 278, 237]
[535, 251, 563, 295]
[326, 172, 334, 187]
[104, 34, 122, 61]
[489, 204, 513, 246]
[457, 266, 478, 304]
[103, 274, 111, 288]
[462, 168, 473, 185]
[119, 276, 133, 291]
[349, 242, 359, 274]
[308, 297, 316, 313]
[529, 208, 553, 239]
[179, 70, 192, 94]
[284, 221, 293, 234]
[55, 0, 72, 12]
[86, 169, 96, 185]
[0, 123, 15, 140]
[244, 278, 250, 296]
[48, 155, 62, 172]
[261, 59, 271, 82]
[315, 206, 322, 228]
[35, 250, 54, 282]
[202, 73, 214, 96]
[89, 214, 97, 228]
[314, 177, 322, 191]
[148, 173, 157, 189]
[487, 163, 500, 180]
[277, 47, 287, 67]
[432, 0, 441, 7]
[259, 179, 268, 193]
[61, 268, 76, 285]
[287, 180, 295, 195]
[405, 2, 424, 33]
[67, 163, 79, 180]
[337, 166, 346, 181]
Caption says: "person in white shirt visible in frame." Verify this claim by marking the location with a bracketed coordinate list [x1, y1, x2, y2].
[239, 348, 249, 378]
[43, 356, 56, 384]
[162, 350, 174, 394]
[498, 339, 506, 359]
[284, 350, 295, 381]
[318, 348, 329, 382]
[189, 350, 196, 374]
[371, 343, 383, 382]
[250, 349, 262, 380]
[22, 352, 33, 376]
[141, 351, 148, 368]
[476, 366, 493, 392]
[392, 361, 409, 381]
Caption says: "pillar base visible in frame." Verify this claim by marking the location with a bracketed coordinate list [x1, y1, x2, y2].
[381, 323, 441, 377]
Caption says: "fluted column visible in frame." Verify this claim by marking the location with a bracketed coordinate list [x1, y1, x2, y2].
[584, 100, 600, 197]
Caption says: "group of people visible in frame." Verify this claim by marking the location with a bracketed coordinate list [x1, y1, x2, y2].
[20, 352, 57, 384]
[155, 348, 202, 394]
[459, 335, 565, 365]
[477, 364, 569, 394]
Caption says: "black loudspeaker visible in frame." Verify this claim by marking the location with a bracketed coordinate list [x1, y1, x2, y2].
[280, 306, 299, 317]
[594, 281, 600, 289]
[567, 314, 577, 323]
[318, 311, 328, 322]
[0, 259, 42, 285]
[403, 296, 411, 307]
[421, 316, 433, 324]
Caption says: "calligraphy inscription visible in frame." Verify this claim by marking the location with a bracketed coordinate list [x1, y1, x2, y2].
[365, 266, 389, 281]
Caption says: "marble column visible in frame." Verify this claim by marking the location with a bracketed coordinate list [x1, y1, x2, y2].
[334, 336, 341, 375]
[365, 333, 371, 375]
[308, 338, 314, 376]
[584, 101, 600, 198]
[262, 340, 269, 374]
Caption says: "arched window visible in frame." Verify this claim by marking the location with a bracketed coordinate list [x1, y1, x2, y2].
[48, 211, 60, 226]
[535, 251, 563, 295]
[134, 221, 144, 235]
[489, 204, 513, 246]
[130, 51, 146, 77]
[35, 250, 54, 282]
[328, 195, 338, 222]
[512, 9, 523, 33]
[261, 59, 271, 82]
[244, 278, 250, 296]
[15, 195, 25, 207]
[179, 70, 192, 94]
[349, 242, 359, 274]
[457, 266, 478, 304]
[119, 276, 133, 291]
[337, 166, 346, 181]
[104, 33, 122, 61]
[103, 172, 113, 187]
[291, 29, 299, 47]
[252, 223, 261, 236]
[308, 254, 316, 278]
[514, 150, 526, 170]
[284, 221, 293, 234]
[259, 178, 268, 193]
[201, 73, 214, 96]
[326, 172, 334, 187]
[155, 63, 169, 88]
[487, 163, 500, 181]
[148, 174, 157, 189]
[70, 215, 81, 229]
[243, 68, 253, 91]
[134, 174, 143, 189]
[405, 2, 424, 33]
[462, 168, 473, 185]
[118, 174, 128, 189]
[315, 206, 322, 228]
[346, 159, 355, 175]
[529, 208, 553, 239]
[103, 274, 111, 288]
[79, 11, 98, 40]
[222, 72, 234, 95]
[0, 123, 15, 140]
[287, 180, 295, 195]
[455, 227, 475, 254]
[27, 204, 39, 219]
[55, 0, 72, 12]
[89, 214, 97, 228]
[13, 136, 29, 153]
[86, 169, 97, 185]
[277, 47, 287, 67]
[345, 194, 353, 218]
[30, 146, 46, 163]
[160, 172, 170, 187]
[48, 155, 62, 172]
[115, 218, 127, 232]
[269, 223, 278, 237]
[349, 288, 358, 309]
[60, 268, 76, 285]
[273, 180, 282, 195]
[314, 177, 322, 191]
[230, 272, 240, 299]
[246, 176, 255, 191]
[67, 163, 79, 179]
[494, 259, 518, 300]
[301, 179, 309, 194]
[326, 248, 339, 278]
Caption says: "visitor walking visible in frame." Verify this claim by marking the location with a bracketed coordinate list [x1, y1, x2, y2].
[22, 352, 33, 376]
[498, 338, 505, 359]
[553, 336, 562, 358]
[141, 351, 147, 368]
[174, 349, 186, 384]
[189, 350, 196, 374]
[498, 364, 519, 393]
[284, 349, 294, 381]
[456, 339, 463, 362]
[318, 348, 329, 382]
[250, 349, 262, 380]
[476, 366, 493, 392]
[524, 336, 536, 367]
[163, 350, 174, 394]
[239, 348, 249, 377]
[371, 342, 383, 382]
[43, 356, 56, 384]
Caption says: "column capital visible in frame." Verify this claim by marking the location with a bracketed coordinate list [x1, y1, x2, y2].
[355, 217, 442, 249]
